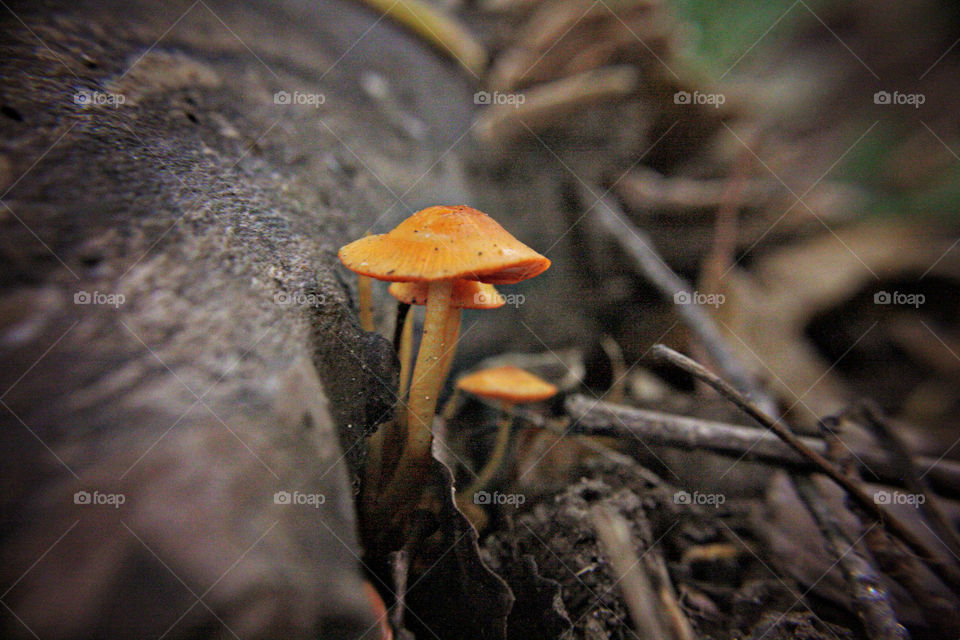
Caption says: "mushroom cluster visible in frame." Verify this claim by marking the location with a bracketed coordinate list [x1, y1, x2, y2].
[339, 205, 550, 490]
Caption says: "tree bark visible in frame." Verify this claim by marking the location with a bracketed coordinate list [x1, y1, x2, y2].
[0, 1, 476, 637]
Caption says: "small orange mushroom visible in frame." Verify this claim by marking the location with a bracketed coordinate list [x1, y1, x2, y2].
[455, 366, 558, 506]
[456, 365, 559, 405]
[339, 206, 549, 484]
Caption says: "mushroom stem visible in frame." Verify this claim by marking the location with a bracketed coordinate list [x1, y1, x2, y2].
[462, 401, 515, 501]
[357, 274, 375, 332]
[436, 308, 462, 393]
[397, 306, 415, 420]
[404, 279, 454, 465]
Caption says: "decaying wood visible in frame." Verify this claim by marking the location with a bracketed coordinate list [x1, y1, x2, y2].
[0, 1, 492, 637]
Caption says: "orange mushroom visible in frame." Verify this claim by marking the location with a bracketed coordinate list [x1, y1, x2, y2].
[339, 206, 550, 482]
[339, 205, 550, 284]
[455, 365, 558, 504]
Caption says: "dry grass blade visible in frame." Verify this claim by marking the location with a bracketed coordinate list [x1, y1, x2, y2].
[358, 0, 487, 75]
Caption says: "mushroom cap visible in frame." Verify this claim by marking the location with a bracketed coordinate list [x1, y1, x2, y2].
[338, 205, 550, 284]
[388, 280, 506, 309]
[456, 365, 558, 403]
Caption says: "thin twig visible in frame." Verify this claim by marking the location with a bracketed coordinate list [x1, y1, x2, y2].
[564, 394, 960, 495]
[858, 510, 960, 636]
[694, 133, 751, 390]
[585, 186, 776, 415]
[651, 343, 960, 595]
[794, 476, 909, 640]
